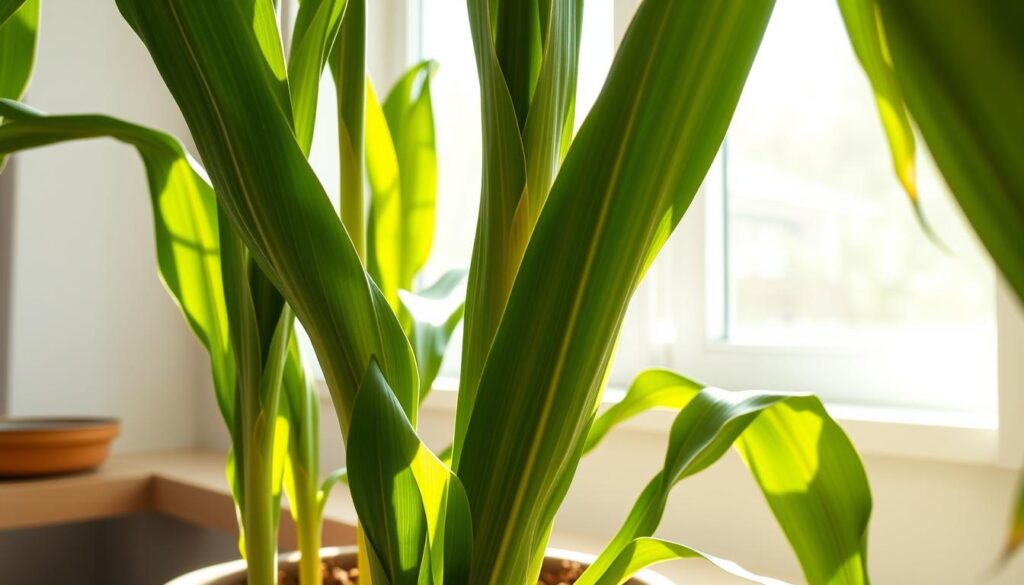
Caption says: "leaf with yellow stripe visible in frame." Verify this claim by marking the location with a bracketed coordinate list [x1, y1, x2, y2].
[454, 1, 776, 581]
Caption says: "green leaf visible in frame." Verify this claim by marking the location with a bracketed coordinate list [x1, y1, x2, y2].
[281, 333, 325, 585]
[383, 61, 439, 291]
[871, 0, 1024, 304]
[453, 0, 775, 581]
[492, 0, 544, 130]
[0, 99, 235, 425]
[583, 385, 871, 585]
[0, 0, 29, 28]
[0, 0, 38, 170]
[348, 360, 472, 585]
[399, 269, 467, 402]
[836, 0, 919, 217]
[521, 0, 583, 219]
[584, 369, 703, 454]
[737, 399, 872, 585]
[330, 0, 366, 259]
[863, 3, 1024, 559]
[455, 0, 529, 445]
[0, 0, 35, 101]
[115, 0, 419, 436]
[579, 537, 788, 585]
[288, 0, 348, 154]
[1006, 476, 1024, 560]
[0, 99, 290, 585]
[365, 77, 403, 308]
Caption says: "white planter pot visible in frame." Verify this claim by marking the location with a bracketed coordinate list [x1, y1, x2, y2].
[167, 545, 674, 584]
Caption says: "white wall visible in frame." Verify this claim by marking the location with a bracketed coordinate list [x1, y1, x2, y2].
[4, 0, 204, 451]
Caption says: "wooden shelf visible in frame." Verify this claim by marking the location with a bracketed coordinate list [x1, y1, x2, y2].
[0, 450, 356, 548]
[0, 450, 746, 582]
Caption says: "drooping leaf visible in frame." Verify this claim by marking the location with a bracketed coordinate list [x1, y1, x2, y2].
[578, 537, 788, 585]
[288, 0, 349, 154]
[399, 269, 467, 402]
[115, 0, 418, 436]
[584, 369, 704, 454]
[454, 0, 776, 581]
[348, 360, 473, 585]
[836, 0, 919, 217]
[870, 0, 1024, 304]
[861, 1, 1024, 559]
[0, 99, 235, 423]
[583, 384, 871, 585]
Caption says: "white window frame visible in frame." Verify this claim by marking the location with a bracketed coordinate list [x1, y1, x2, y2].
[304, 0, 1024, 469]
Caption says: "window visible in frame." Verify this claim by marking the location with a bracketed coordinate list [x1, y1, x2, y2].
[303, 0, 1011, 424]
[694, 0, 997, 416]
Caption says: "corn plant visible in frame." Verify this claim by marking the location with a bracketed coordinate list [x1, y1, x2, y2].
[1, 0, 1023, 584]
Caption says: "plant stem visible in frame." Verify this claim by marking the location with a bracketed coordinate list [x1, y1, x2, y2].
[293, 478, 322, 584]
[243, 421, 279, 585]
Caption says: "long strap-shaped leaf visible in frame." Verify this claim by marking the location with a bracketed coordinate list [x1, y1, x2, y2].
[582, 537, 789, 585]
[520, 0, 582, 218]
[581, 375, 871, 585]
[114, 0, 418, 435]
[365, 77, 404, 309]
[583, 369, 704, 453]
[454, 1, 775, 581]
[348, 360, 473, 585]
[330, 0, 366, 259]
[456, 0, 529, 445]
[857, 4, 1024, 558]
[836, 0, 920, 220]
[456, 0, 584, 447]
[288, 0, 348, 154]
[0, 100, 235, 422]
[858, 0, 1024, 300]
[382, 61, 439, 295]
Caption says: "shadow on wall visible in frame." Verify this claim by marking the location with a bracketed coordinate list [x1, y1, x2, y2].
[0, 512, 239, 584]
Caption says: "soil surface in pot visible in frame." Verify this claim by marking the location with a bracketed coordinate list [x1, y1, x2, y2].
[277, 557, 587, 584]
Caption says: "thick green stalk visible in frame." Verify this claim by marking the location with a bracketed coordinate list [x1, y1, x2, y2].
[292, 480, 321, 585]
[282, 337, 323, 585]
[334, 0, 366, 261]
[241, 442, 279, 585]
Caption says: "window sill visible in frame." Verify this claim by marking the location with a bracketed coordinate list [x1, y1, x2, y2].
[316, 376, 1016, 469]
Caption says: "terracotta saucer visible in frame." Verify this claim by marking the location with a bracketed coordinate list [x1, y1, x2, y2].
[0, 417, 120, 477]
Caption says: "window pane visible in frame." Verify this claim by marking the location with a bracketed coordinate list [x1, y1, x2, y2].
[725, 0, 995, 344]
[714, 0, 997, 413]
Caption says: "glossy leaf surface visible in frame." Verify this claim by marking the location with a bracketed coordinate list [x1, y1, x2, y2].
[583, 381, 871, 585]
[115, 0, 419, 436]
[455, 0, 775, 581]
[578, 537, 787, 585]
[348, 361, 472, 585]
